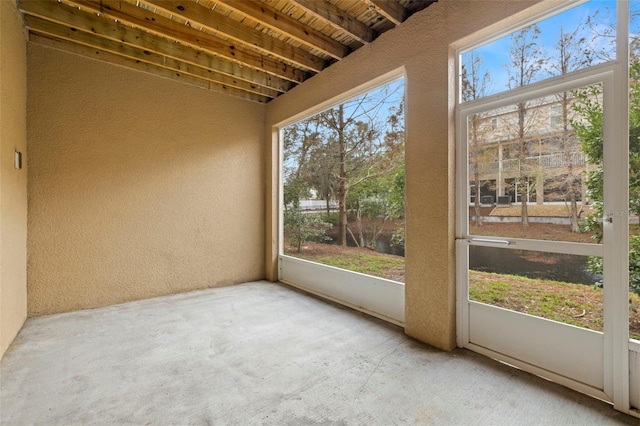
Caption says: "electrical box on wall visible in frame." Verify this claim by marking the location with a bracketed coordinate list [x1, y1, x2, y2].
[14, 151, 22, 170]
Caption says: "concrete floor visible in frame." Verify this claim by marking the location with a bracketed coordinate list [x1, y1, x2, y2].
[1, 281, 637, 425]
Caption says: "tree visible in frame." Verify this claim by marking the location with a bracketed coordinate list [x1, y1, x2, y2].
[283, 119, 321, 179]
[305, 141, 339, 217]
[283, 82, 405, 247]
[283, 207, 332, 253]
[346, 175, 388, 248]
[283, 175, 310, 209]
[320, 96, 402, 246]
[346, 161, 403, 248]
[505, 24, 546, 227]
[461, 51, 491, 226]
[282, 176, 331, 253]
[547, 26, 590, 233]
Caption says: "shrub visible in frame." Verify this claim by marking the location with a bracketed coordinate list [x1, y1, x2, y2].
[324, 212, 339, 226]
[284, 207, 331, 252]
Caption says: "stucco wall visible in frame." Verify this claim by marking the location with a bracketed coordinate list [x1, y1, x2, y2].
[0, 0, 28, 359]
[27, 45, 266, 315]
[265, 0, 551, 350]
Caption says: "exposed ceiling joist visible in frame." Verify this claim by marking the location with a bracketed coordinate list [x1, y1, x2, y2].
[30, 32, 270, 103]
[136, 0, 326, 72]
[214, 0, 349, 60]
[366, 0, 407, 26]
[25, 15, 279, 99]
[288, 0, 376, 45]
[20, 0, 294, 94]
[29, 0, 306, 82]
[17, 0, 436, 103]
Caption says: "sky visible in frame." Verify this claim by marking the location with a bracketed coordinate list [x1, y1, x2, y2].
[461, 0, 639, 99]
[283, 77, 404, 141]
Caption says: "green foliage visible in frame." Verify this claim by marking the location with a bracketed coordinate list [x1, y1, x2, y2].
[630, 234, 640, 294]
[347, 161, 404, 247]
[585, 255, 603, 286]
[572, 84, 604, 163]
[324, 212, 339, 226]
[347, 171, 396, 219]
[390, 223, 405, 248]
[629, 60, 640, 217]
[283, 207, 331, 253]
[572, 63, 640, 294]
[389, 165, 406, 248]
[389, 164, 405, 215]
[283, 176, 311, 209]
[283, 177, 331, 252]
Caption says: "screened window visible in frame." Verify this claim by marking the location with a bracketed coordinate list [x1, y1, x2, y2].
[281, 79, 406, 283]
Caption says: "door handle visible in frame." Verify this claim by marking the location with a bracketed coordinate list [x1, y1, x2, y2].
[468, 237, 512, 245]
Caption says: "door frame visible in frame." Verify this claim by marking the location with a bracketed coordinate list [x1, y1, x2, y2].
[455, 0, 632, 414]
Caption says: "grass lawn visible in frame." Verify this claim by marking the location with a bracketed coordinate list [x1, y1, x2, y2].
[285, 240, 640, 340]
[284, 242, 405, 282]
[471, 271, 640, 340]
[469, 221, 596, 243]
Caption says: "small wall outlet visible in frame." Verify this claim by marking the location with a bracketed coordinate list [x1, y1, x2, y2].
[14, 151, 22, 170]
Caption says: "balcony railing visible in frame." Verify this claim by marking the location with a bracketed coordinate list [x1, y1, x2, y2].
[470, 152, 586, 175]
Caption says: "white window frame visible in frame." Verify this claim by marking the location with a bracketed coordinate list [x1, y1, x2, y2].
[276, 68, 407, 326]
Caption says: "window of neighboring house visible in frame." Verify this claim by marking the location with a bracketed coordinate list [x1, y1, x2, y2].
[550, 104, 563, 127]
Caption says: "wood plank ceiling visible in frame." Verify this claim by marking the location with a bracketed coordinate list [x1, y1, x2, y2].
[18, 0, 436, 103]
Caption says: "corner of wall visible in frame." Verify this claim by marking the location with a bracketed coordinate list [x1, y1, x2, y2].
[265, 125, 279, 282]
[26, 46, 267, 314]
[0, 0, 29, 360]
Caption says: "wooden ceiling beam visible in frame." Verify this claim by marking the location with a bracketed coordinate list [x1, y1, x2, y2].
[137, 0, 326, 73]
[365, 0, 407, 26]
[19, 0, 294, 92]
[17, 1, 434, 101]
[25, 15, 280, 99]
[29, 33, 269, 103]
[289, 0, 376, 45]
[64, 0, 305, 82]
[59, 0, 307, 83]
[215, 0, 349, 60]
[20, 0, 307, 83]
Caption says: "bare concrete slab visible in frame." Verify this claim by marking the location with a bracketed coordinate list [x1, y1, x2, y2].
[1, 281, 636, 425]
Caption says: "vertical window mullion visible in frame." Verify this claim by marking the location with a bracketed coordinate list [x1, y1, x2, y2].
[605, 0, 631, 413]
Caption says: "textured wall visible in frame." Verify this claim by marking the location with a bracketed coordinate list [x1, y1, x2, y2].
[266, 0, 549, 350]
[27, 45, 266, 315]
[0, 0, 28, 359]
